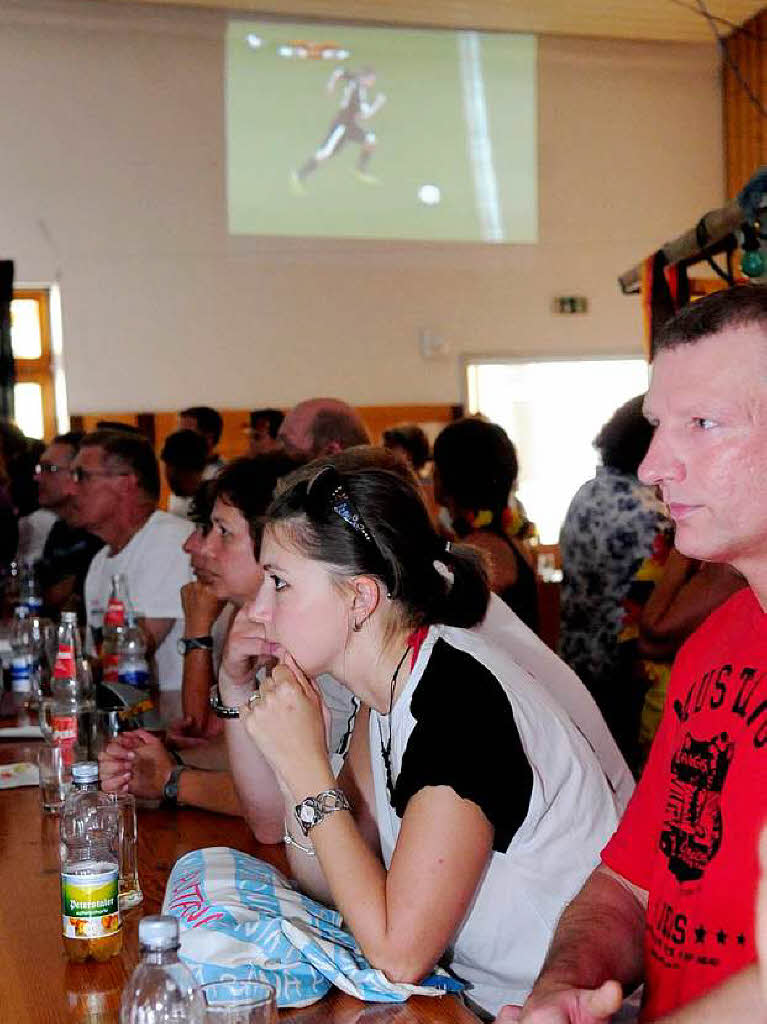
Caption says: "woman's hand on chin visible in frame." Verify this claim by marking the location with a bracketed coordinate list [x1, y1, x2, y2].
[240, 651, 335, 799]
[219, 605, 283, 703]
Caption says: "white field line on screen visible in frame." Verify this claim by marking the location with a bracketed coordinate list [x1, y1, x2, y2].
[458, 31, 504, 242]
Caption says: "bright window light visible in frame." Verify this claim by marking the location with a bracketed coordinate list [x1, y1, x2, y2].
[14, 382, 45, 439]
[466, 358, 650, 543]
[10, 299, 42, 359]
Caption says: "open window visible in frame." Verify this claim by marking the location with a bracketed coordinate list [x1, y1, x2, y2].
[11, 289, 56, 439]
[465, 357, 650, 543]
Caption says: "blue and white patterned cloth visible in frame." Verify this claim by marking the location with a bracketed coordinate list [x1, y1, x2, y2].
[162, 847, 462, 1008]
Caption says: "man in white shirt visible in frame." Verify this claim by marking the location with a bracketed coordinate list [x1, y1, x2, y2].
[73, 430, 194, 690]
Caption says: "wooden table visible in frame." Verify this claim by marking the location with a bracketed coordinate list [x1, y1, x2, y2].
[0, 731, 480, 1024]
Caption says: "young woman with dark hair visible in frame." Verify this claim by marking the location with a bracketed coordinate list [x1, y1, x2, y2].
[220, 448, 621, 1015]
[432, 417, 539, 634]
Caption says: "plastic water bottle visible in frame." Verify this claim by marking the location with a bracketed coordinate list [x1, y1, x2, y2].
[102, 574, 131, 685]
[120, 915, 204, 1023]
[10, 605, 37, 694]
[60, 762, 122, 962]
[117, 608, 150, 689]
[18, 559, 43, 614]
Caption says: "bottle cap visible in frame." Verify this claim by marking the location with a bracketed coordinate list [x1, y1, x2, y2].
[139, 915, 180, 950]
[61, 611, 78, 624]
[72, 762, 99, 784]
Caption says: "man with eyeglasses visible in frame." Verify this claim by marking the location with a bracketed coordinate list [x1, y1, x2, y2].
[33, 432, 103, 619]
[74, 430, 194, 692]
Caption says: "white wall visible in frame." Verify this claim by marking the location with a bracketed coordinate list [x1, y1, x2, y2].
[2, 0, 723, 413]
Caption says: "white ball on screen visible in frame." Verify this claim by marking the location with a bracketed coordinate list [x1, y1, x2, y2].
[418, 184, 441, 206]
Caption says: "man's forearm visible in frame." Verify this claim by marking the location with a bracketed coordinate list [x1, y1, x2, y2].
[533, 866, 646, 997]
[656, 964, 765, 1024]
[177, 767, 243, 818]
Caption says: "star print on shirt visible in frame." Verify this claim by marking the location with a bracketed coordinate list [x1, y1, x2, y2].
[694, 926, 706, 944]
[716, 930, 728, 945]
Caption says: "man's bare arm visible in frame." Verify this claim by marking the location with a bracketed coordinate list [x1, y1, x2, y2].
[498, 865, 647, 1023]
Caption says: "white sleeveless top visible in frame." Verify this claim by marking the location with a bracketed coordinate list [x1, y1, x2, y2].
[369, 619, 620, 1014]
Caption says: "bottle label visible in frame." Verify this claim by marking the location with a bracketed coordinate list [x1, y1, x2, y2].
[104, 599, 125, 627]
[10, 655, 32, 692]
[118, 665, 149, 688]
[61, 866, 120, 939]
[53, 715, 77, 766]
[54, 644, 76, 680]
[102, 653, 119, 685]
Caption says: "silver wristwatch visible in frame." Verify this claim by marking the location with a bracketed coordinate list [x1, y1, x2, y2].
[294, 788, 351, 836]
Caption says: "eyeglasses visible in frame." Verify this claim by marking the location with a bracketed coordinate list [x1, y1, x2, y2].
[70, 466, 131, 484]
[34, 463, 68, 476]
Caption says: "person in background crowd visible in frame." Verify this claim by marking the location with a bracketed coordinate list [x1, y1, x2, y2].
[15, 436, 55, 564]
[559, 394, 674, 770]
[0, 420, 23, 574]
[433, 417, 539, 634]
[229, 447, 619, 1016]
[74, 430, 193, 691]
[382, 424, 430, 475]
[94, 420, 144, 434]
[179, 405, 225, 476]
[277, 397, 370, 458]
[502, 284, 767, 1024]
[161, 428, 209, 520]
[636, 547, 745, 762]
[246, 408, 284, 456]
[34, 432, 103, 619]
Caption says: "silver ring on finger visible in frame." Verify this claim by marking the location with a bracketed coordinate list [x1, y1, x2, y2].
[247, 689, 262, 709]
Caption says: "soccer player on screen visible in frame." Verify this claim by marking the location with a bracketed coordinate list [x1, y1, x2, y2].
[291, 66, 386, 191]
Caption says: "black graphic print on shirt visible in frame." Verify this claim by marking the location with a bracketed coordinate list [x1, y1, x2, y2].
[659, 732, 734, 883]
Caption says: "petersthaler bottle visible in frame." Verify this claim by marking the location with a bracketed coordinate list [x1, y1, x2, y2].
[60, 762, 122, 962]
[40, 611, 95, 766]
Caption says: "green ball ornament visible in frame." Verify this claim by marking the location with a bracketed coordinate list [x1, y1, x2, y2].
[741, 248, 765, 278]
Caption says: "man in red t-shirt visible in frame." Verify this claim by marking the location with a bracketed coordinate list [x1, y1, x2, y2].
[497, 284, 767, 1024]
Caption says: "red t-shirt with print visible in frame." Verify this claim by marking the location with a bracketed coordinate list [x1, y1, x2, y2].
[602, 587, 767, 1021]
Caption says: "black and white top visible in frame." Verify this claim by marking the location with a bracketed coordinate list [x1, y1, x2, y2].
[369, 616, 621, 1015]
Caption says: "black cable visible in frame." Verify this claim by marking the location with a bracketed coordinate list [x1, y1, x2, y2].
[694, 0, 767, 120]
[695, 218, 736, 285]
[667, 0, 766, 41]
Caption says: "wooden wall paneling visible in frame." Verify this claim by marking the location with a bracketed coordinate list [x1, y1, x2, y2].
[723, 10, 766, 197]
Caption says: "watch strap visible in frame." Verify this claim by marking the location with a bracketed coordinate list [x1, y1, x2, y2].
[210, 684, 240, 719]
[179, 635, 214, 655]
[294, 788, 351, 836]
[162, 764, 186, 807]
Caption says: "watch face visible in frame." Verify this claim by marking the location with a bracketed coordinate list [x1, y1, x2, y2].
[177, 638, 186, 656]
[298, 801, 317, 826]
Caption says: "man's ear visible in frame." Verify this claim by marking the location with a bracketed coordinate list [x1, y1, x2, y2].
[350, 574, 382, 626]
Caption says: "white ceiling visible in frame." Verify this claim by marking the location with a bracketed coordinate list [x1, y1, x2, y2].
[86, 0, 765, 42]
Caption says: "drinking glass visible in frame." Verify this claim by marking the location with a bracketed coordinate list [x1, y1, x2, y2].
[108, 791, 143, 909]
[37, 744, 71, 814]
[200, 981, 277, 1024]
[90, 708, 123, 759]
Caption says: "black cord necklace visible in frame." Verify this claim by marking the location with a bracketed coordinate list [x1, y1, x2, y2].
[378, 645, 411, 804]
